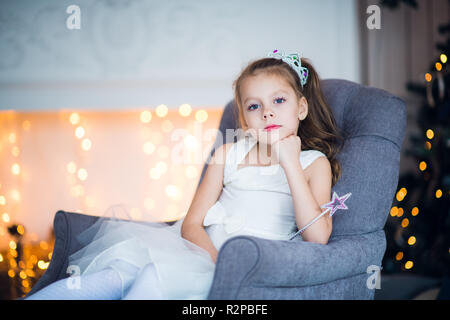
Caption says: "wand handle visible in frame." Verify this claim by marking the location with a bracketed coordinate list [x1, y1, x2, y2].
[289, 208, 331, 240]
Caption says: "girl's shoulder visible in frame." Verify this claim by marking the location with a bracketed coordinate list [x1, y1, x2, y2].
[300, 149, 328, 170]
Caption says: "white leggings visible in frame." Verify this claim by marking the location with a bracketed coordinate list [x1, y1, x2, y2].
[25, 263, 165, 300]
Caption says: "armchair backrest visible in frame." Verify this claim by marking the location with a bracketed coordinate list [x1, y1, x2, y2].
[198, 79, 407, 237]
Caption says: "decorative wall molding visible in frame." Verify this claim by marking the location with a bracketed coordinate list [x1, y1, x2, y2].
[0, 0, 360, 110]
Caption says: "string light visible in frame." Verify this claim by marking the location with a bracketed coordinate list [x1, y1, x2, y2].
[156, 104, 169, 118]
[10, 189, 20, 201]
[1, 106, 221, 296]
[419, 161, 427, 171]
[401, 218, 409, 228]
[195, 110, 208, 123]
[156, 161, 168, 174]
[75, 126, 85, 139]
[179, 104, 192, 117]
[165, 185, 180, 200]
[39, 241, 49, 250]
[11, 146, 20, 157]
[81, 138, 92, 151]
[140, 110, 152, 123]
[22, 120, 31, 131]
[17, 225, 25, 235]
[69, 112, 80, 125]
[8, 133, 16, 144]
[37, 260, 49, 270]
[11, 163, 21, 175]
[67, 161, 77, 174]
[441, 54, 447, 64]
[9, 240, 17, 250]
[396, 188, 407, 201]
[2, 213, 10, 223]
[77, 168, 88, 181]
[390, 206, 398, 217]
[408, 236, 416, 246]
[142, 142, 156, 155]
[3, 223, 54, 297]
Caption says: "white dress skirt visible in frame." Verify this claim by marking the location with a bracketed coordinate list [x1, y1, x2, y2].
[68, 135, 326, 299]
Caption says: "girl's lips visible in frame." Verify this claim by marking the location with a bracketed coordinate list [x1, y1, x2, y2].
[264, 125, 282, 131]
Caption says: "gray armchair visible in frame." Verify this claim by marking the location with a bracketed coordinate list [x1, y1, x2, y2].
[27, 79, 406, 299]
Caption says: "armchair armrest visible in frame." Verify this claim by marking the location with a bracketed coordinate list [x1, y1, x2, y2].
[207, 230, 386, 299]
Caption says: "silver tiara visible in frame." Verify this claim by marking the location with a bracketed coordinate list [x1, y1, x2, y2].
[267, 49, 309, 88]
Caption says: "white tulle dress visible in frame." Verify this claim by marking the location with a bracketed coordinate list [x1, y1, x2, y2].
[68, 135, 326, 299]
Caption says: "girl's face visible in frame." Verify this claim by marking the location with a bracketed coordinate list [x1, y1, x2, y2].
[240, 73, 308, 146]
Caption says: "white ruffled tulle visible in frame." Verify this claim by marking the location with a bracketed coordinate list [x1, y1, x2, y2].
[66, 137, 322, 300]
[68, 216, 215, 300]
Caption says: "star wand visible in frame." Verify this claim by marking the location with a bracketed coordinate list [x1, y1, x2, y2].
[289, 192, 352, 240]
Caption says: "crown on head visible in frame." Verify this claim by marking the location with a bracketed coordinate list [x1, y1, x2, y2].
[267, 49, 309, 88]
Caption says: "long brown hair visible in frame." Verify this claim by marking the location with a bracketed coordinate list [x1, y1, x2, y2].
[232, 56, 343, 187]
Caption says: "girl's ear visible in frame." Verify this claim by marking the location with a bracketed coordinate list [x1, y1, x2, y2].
[298, 97, 308, 121]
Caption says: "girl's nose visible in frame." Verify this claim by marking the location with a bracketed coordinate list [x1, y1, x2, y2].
[263, 109, 275, 119]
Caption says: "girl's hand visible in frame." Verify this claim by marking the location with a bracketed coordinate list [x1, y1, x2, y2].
[272, 133, 301, 169]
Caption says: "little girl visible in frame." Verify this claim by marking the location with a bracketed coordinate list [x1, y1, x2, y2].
[26, 49, 343, 300]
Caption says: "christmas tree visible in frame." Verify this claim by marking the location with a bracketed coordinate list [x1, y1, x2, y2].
[382, 6, 450, 277]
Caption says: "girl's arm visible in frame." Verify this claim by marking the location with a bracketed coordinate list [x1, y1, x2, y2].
[283, 157, 333, 244]
[181, 142, 232, 263]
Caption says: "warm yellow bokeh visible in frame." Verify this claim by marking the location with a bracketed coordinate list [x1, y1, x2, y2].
[179, 104, 192, 117]
[195, 110, 208, 123]
[401, 218, 409, 228]
[390, 206, 398, 217]
[419, 161, 427, 171]
[140, 110, 152, 123]
[0, 108, 222, 251]
[70, 112, 80, 125]
[156, 104, 169, 117]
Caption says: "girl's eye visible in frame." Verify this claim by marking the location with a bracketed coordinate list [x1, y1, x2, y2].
[247, 97, 286, 111]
